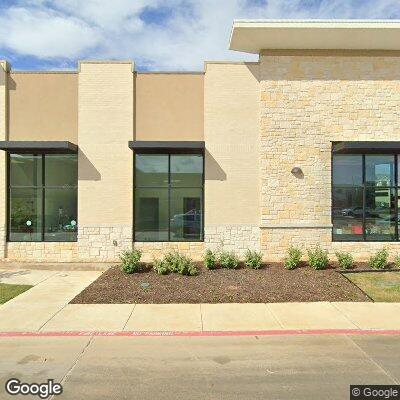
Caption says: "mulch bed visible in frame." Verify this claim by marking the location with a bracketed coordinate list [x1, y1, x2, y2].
[70, 263, 372, 304]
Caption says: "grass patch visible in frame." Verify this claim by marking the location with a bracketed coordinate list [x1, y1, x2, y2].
[344, 272, 400, 302]
[0, 283, 32, 304]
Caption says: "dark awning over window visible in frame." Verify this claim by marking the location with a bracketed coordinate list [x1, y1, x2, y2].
[129, 141, 205, 154]
[0, 141, 78, 154]
[332, 141, 400, 154]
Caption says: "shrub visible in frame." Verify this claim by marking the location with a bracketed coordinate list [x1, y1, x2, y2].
[335, 251, 354, 270]
[284, 246, 302, 270]
[161, 251, 199, 276]
[163, 251, 181, 273]
[369, 249, 389, 270]
[218, 250, 240, 269]
[153, 259, 169, 275]
[395, 255, 400, 269]
[120, 249, 142, 274]
[307, 245, 329, 270]
[204, 249, 217, 270]
[244, 249, 262, 269]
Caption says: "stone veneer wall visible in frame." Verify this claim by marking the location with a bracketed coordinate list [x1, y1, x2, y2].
[77, 226, 132, 262]
[133, 242, 205, 262]
[204, 225, 260, 255]
[259, 50, 400, 261]
[6, 242, 78, 262]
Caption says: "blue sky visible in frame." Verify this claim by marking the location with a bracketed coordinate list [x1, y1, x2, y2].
[0, 0, 400, 71]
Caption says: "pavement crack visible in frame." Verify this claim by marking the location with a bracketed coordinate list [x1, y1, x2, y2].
[50, 335, 94, 400]
[345, 334, 399, 384]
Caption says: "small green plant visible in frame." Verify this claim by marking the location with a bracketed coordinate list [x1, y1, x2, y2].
[335, 251, 354, 270]
[369, 248, 389, 270]
[307, 245, 329, 270]
[160, 251, 199, 276]
[120, 249, 142, 274]
[163, 251, 181, 273]
[244, 249, 262, 269]
[284, 246, 302, 270]
[153, 259, 169, 275]
[218, 250, 240, 269]
[204, 249, 217, 270]
[395, 255, 400, 269]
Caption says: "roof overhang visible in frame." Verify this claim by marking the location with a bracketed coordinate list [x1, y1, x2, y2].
[0, 141, 78, 154]
[229, 20, 400, 54]
[332, 141, 400, 154]
[129, 141, 205, 154]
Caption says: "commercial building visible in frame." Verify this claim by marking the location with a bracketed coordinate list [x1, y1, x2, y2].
[1, 20, 400, 263]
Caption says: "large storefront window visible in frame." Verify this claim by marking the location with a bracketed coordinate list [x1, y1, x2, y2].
[332, 154, 398, 241]
[8, 154, 78, 242]
[134, 154, 203, 241]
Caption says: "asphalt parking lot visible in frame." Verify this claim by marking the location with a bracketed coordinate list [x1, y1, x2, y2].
[1, 333, 399, 400]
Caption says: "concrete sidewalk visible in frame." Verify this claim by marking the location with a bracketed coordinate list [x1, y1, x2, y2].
[1, 268, 400, 333]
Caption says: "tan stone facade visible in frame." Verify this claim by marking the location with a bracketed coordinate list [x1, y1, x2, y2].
[259, 50, 400, 260]
[2, 43, 400, 264]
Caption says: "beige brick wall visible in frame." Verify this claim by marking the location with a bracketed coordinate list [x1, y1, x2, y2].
[260, 51, 400, 260]
[77, 61, 134, 261]
[204, 62, 261, 252]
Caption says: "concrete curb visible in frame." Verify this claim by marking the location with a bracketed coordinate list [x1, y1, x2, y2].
[1, 328, 400, 337]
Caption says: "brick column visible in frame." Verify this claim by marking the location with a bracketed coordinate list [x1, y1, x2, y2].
[77, 61, 134, 261]
[0, 61, 10, 259]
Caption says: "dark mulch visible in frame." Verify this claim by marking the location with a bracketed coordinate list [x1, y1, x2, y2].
[70, 263, 371, 304]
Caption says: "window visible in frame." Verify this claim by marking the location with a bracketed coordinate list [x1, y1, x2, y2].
[8, 154, 78, 242]
[134, 154, 203, 241]
[332, 153, 399, 241]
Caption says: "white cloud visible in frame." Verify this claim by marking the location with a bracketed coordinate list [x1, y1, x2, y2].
[1, 0, 400, 70]
[0, 6, 101, 58]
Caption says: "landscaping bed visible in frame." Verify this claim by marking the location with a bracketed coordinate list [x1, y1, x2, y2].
[71, 263, 371, 304]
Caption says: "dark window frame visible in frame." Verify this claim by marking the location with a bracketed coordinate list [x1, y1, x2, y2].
[331, 152, 400, 242]
[7, 152, 78, 243]
[133, 152, 205, 242]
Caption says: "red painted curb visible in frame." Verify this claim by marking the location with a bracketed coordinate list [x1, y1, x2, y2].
[0, 329, 400, 337]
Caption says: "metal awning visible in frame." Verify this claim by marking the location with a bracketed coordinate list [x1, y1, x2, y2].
[332, 141, 400, 154]
[128, 141, 205, 153]
[0, 141, 78, 154]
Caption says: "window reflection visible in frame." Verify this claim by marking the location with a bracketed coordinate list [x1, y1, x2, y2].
[365, 155, 395, 186]
[332, 153, 399, 242]
[332, 187, 363, 241]
[9, 188, 42, 241]
[135, 155, 168, 187]
[135, 154, 203, 242]
[332, 155, 362, 186]
[365, 187, 396, 241]
[8, 153, 78, 242]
